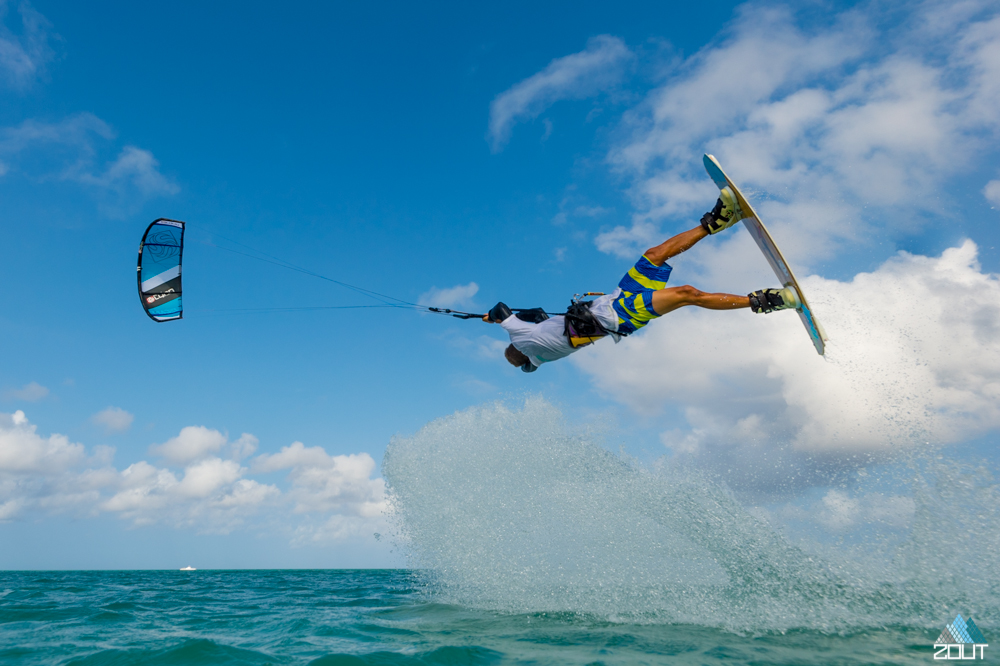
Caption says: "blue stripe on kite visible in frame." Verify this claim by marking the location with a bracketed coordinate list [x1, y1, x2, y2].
[141, 265, 181, 291]
[149, 298, 182, 316]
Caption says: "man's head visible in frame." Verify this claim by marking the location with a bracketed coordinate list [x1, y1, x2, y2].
[504, 344, 530, 368]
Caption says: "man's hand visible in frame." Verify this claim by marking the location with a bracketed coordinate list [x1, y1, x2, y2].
[486, 302, 512, 323]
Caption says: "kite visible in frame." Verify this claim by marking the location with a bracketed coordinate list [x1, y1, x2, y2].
[137, 218, 185, 322]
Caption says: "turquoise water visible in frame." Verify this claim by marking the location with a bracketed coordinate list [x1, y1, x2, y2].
[0, 569, 946, 665]
[4, 400, 996, 664]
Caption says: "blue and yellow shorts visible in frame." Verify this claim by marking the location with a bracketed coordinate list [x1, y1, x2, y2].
[612, 255, 673, 335]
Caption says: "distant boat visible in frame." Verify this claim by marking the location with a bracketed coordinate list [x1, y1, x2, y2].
[179, 566, 196, 571]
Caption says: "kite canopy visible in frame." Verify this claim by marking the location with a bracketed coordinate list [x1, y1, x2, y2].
[137, 218, 185, 322]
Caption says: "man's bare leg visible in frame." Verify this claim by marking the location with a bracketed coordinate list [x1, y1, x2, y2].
[641, 220, 750, 315]
[643, 226, 709, 266]
[651, 285, 749, 316]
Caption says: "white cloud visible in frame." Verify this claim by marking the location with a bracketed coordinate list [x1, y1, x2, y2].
[781, 489, 917, 532]
[3, 381, 48, 401]
[253, 442, 388, 544]
[540, 117, 553, 142]
[230, 433, 258, 461]
[985, 179, 1000, 207]
[418, 282, 479, 309]
[0, 0, 56, 89]
[574, 241, 1000, 486]
[176, 458, 243, 499]
[91, 406, 133, 434]
[0, 4, 176, 214]
[0, 412, 385, 542]
[0, 414, 274, 530]
[594, 219, 662, 259]
[149, 426, 228, 465]
[0, 410, 85, 473]
[0, 113, 113, 155]
[74, 145, 179, 198]
[99, 458, 278, 531]
[556, 1, 1000, 496]
[574, 205, 611, 217]
[488, 35, 632, 151]
[0, 410, 109, 523]
[597, 3, 1000, 264]
[0, 115, 177, 215]
[253, 443, 386, 514]
[476, 336, 508, 361]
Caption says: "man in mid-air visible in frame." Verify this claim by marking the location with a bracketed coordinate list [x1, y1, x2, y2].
[484, 192, 800, 372]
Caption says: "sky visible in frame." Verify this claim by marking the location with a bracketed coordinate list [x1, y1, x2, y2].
[2, 0, 1000, 569]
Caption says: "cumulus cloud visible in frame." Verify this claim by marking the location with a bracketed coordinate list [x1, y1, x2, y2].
[0, 3, 177, 214]
[0, 115, 177, 215]
[541, 0, 1000, 499]
[418, 281, 479, 309]
[985, 179, 1000, 207]
[91, 406, 133, 434]
[0, 410, 110, 522]
[0, 113, 112, 154]
[253, 442, 386, 515]
[488, 35, 632, 151]
[0, 413, 386, 542]
[574, 241, 1000, 491]
[814, 490, 916, 531]
[776, 489, 917, 533]
[149, 425, 228, 465]
[0, 416, 277, 530]
[594, 219, 661, 258]
[99, 457, 277, 531]
[230, 433, 258, 461]
[3, 381, 48, 401]
[596, 3, 1000, 262]
[0, 0, 56, 89]
[253, 442, 388, 545]
[0, 410, 85, 473]
[551, 189, 614, 227]
[73, 145, 179, 199]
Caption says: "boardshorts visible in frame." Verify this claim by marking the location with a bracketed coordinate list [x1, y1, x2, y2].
[612, 255, 673, 335]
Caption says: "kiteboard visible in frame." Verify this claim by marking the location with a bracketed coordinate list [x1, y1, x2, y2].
[703, 154, 827, 355]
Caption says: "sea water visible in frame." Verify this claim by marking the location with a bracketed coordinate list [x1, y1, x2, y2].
[0, 569, 963, 665]
[2, 399, 997, 665]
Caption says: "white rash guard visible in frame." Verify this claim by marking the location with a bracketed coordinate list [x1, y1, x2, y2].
[499, 290, 621, 367]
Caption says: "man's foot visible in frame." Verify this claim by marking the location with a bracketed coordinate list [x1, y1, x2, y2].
[749, 287, 801, 313]
[700, 188, 743, 235]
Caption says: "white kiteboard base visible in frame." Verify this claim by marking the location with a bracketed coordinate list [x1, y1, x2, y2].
[703, 154, 828, 355]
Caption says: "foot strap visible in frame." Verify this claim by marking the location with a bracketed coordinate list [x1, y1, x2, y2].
[748, 289, 786, 314]
[700, 199, 726, 234]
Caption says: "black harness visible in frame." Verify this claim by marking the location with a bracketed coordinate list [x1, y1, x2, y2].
[563, 300, 618, 348]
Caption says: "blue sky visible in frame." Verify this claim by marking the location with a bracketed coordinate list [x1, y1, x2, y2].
[2, 0, 1000, 569]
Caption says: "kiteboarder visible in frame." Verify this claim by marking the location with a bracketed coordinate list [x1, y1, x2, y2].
[483, 195, 800, 372]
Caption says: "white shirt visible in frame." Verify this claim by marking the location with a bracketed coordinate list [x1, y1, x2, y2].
[500, 290, 621, 367]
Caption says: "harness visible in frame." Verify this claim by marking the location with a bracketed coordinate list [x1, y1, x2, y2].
[486, 294, 628, 354]
[563, 293, 628, 348]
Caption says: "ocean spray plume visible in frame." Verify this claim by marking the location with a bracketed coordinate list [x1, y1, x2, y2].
[383, 397, 999, 633]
